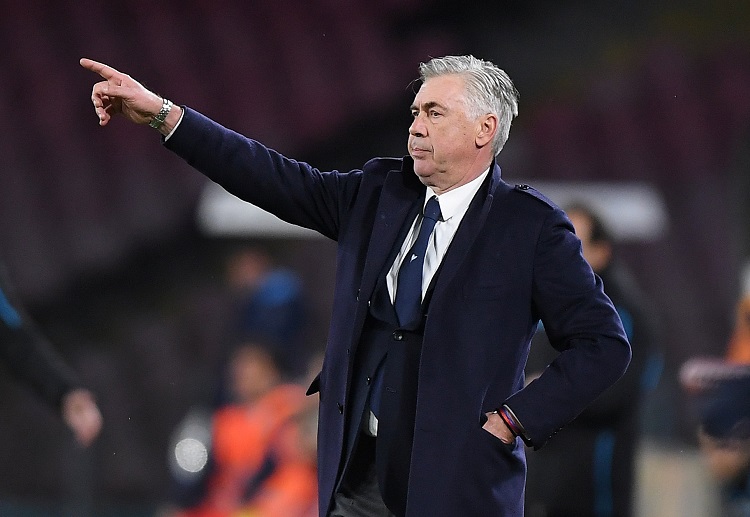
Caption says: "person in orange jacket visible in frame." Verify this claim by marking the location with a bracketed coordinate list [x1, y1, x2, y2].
[174, 341, 316, 517]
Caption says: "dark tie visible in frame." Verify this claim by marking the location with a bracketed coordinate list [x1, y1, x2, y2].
[394, 196, 442, 327]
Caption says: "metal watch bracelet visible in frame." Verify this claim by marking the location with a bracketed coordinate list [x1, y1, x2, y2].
[149, 98, 173, 129]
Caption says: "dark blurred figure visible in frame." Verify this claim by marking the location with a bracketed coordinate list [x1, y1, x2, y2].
[223, 246, 308, 380]
[696, 376, 750, 517]
[525, 203, 660, 517]
[681, 288, 750, 516]
[0, 262, 102, 447]
[163, 247, 313, 515]
[166, 340, 317, 517]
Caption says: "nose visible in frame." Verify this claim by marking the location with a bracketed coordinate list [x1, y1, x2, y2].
[409, 114, 426, 138]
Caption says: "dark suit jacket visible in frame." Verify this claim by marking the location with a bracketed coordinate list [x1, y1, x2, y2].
[165, 107, 631, 517]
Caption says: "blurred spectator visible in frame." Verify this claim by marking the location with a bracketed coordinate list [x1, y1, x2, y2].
[0, 261, 102, 447]
[168, 340, 316, 517]
[681, 284, 750, 516]
[696, 376, 750, 516]
[525, 203, 661, 517]
[222, 246, 308, 380]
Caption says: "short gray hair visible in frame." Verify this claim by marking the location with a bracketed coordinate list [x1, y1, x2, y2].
[419, 55, 519, 155]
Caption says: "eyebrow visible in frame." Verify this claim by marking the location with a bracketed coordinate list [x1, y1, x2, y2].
[410, 101, 448, 112]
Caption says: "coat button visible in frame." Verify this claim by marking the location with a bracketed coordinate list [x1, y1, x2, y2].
[366, 376, 372, 385]
[392, 331, 404, 341]
[337, 403, 344, 414]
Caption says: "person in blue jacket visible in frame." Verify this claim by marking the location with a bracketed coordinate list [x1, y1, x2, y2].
[0, 263, 101, 447]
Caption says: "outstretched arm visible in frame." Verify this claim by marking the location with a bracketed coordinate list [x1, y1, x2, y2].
[79, 58, 182, 135]
[0, 267, 102, 447]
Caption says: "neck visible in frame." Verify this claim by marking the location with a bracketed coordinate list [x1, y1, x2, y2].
[433, 161, 493, 195]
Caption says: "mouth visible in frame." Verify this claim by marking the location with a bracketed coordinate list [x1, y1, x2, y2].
[410, 147, 430, 158]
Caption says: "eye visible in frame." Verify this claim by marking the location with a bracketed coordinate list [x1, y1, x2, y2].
[429, 109, 442, 118]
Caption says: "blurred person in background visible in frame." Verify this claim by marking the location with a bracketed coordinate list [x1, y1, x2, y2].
[169, 245, 309, 481]
[168, 340, 316, 517]
[81, 55, 630, 517]
[681, 278, 750, 516]
[222, 245, 308, 382]
[525, 203, 660, 517]
[0, 261, 102, 447]
[696, 376, 750, 517]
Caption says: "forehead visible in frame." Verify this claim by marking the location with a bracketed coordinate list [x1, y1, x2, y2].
[412, 74, 468, 107]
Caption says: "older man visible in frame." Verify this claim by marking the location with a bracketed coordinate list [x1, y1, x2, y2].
[82, 54, 630, 517]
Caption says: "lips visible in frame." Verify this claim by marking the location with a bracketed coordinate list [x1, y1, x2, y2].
[411, 146, 430, 157]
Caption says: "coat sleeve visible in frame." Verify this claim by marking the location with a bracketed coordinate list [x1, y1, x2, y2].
[504, 207, 632, 448]
[164, 107, 363, 242]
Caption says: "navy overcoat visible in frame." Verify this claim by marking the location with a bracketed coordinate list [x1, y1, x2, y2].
[165, 107, 631, 517]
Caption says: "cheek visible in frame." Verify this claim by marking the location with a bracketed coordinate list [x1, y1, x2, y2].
[431, 136, 461, 162]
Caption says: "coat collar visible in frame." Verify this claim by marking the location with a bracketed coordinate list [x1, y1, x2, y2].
[427, 160, 503, 300]
[358, 157, 504, 307]
[357, 157, 424, 305]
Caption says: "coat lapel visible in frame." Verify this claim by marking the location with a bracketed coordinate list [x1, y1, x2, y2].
[426, 163, 504, 303]
[348, 159, 423, 353]
[359, 161, 423, 302]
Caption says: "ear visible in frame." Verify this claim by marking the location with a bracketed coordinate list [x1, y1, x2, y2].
[475, 114, 498, 148]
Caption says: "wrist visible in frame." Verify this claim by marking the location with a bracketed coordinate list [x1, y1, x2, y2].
[149, 97, 173, 130]
[158, 104, 183, 137]
[487, 410, 515, 444]
[497, 408, 518, 437]
[498, 404, 532, 446]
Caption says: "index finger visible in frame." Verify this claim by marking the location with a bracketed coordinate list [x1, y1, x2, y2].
[79, 58, 122, 81]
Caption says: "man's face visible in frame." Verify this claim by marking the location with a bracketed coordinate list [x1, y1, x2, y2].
[408, 75, 488, 194]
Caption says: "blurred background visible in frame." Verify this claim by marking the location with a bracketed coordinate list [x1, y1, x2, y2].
[1, 0, 749, 515]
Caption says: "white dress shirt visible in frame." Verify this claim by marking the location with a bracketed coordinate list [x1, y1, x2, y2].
[386, 168, 490, 303]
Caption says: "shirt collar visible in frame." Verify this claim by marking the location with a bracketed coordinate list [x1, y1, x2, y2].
[425, 167, 490, 221]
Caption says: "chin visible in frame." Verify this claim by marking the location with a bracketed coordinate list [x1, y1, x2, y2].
[413, 171, 433, 185]
[412, 163, 434, 178]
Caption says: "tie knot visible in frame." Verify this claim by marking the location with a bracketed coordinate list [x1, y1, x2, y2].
[423, 196, 442, 223]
